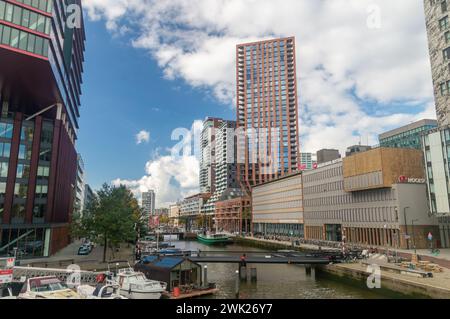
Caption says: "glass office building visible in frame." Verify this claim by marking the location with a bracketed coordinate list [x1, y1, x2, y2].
[0, 0, 86, 257]
[379, 119, 437, 150]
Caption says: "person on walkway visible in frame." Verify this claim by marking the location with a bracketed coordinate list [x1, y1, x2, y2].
[240, 254, 247, 267]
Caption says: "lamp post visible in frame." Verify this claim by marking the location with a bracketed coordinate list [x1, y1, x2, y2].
[403, 207, 410, 250]
[411, 219, 419, 255]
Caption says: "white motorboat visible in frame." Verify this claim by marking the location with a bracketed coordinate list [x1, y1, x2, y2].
[107, 267, 167, 299]
[77, 284, 127, 299]
[18, 276, 82, 299]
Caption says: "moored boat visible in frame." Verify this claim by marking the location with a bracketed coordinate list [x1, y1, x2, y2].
[106, 267, 167, 299]
[197, 233, 230, 245]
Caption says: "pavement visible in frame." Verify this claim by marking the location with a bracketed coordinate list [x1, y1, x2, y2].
[332, 262, 450, 299]
[17, 240, 135, 271]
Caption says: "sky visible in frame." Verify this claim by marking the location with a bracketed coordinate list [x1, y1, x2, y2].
[77, 0, 437, 208]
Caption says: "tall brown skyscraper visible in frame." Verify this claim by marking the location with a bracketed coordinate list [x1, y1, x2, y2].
[236, 37, 300, 190]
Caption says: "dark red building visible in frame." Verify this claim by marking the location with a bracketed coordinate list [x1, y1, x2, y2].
[0, 0, 86, 257]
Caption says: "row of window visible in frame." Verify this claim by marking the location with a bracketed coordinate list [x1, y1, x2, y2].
[0, 1, 51, 35]
[0, 182, 47, 198]
[13, 0, 52, 13]
[0, 23, 49, 56]
[440, 80, 450, 96]
[304, 206, 398, 223]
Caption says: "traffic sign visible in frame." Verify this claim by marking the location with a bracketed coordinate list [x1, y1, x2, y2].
[0, 269, 13, 284]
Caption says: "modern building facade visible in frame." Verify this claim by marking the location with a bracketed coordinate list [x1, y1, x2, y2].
[202, 118, 240, 215]
[74, 153, 84, 215]
[424, 0, 450, 126]
[0, 0, 86, 257]
[179, 193, 210, 231]
[299, 152, 317, 171]
[252, 172, 304, 237]
[422, 127, 450, 247]
[169, 203, 180, 228]
[215, 195, 251, 234]
[142, 190, 155, 220]
[345, 145, 372, 157]
[236, 37, 300, 190]
[199, 117, 222, 195]
[316, 149, 341, 165]
[83, 184, 94, 212]
[379, 119, 437, 150]
[303, 148, 439, 249]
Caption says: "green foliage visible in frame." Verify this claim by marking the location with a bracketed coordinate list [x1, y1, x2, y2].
[71, 183, 145, 262]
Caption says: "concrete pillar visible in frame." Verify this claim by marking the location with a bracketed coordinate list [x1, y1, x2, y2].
[240, 266, 247, 281]
[305, 265, 312, 276]
[250, 268, 257, 282]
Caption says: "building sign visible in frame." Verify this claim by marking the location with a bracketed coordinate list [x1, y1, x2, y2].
[0, 257, 15, 284]
[398, 176, 426, 184]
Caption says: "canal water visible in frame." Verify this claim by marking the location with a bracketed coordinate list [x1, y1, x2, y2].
[171, 239, 409, 299]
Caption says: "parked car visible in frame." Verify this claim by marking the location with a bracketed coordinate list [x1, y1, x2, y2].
[78, 246, 90, 255]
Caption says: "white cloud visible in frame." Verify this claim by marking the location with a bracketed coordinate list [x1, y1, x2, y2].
[136, 130, 150, 144]
[115, 121, 202, 208]
[86, 0, 436, 156]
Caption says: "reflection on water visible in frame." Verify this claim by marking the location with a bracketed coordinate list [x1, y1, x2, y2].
[170, 240, 407, 299]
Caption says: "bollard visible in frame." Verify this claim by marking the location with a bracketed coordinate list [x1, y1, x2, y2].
[250, 268, 257, 282]
[240, 266, 248, 281]
[235, 270, 240, 299]
[203, 265, 208, 288]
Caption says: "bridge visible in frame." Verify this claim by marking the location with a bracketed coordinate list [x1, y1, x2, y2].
[145, 250, 346, 265]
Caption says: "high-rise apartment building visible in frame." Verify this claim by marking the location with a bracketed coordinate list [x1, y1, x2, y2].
[424, 0, 450, 126]
[142, 190, 155, 218]
[199, 117, 223, 194]
[0, 0, 86, 257]
[236, 37, 300, 190]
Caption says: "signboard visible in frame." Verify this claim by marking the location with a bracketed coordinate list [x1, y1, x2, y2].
[0, 257, 15, 284]
[398, 176, 426, 184]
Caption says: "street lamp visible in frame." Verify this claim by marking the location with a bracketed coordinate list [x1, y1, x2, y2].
[411, 219, 419, 255]
[403, 207, 411, 250]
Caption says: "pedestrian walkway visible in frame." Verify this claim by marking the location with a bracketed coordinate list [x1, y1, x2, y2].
[238, 236, 450, 268]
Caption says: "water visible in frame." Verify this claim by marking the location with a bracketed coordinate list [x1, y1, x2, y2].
[171, 240, 408, 299]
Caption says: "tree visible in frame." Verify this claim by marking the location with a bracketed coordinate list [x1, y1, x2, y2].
[71, 183, 144, 262]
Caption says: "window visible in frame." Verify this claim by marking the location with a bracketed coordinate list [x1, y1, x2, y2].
[440, 16, 450, 31]
[0, 182, 6, 197]
[0, 1, 5, 20]
[0, 162, 8, 178]
[16, 164, 30, 179]
[14, 183, 28, 199]
[11, 204, 25, 222]
[0, 142, 10, 158]
[35, 184, 48, 199]
[443, 0, 448, 13]
[444, 47, 450, 61]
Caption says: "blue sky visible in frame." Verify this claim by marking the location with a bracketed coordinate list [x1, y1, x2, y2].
[80, 0, 436, 207]
[78, 21, 232, 190]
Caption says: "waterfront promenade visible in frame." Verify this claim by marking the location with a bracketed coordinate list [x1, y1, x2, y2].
[235, 235, 450, 298]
